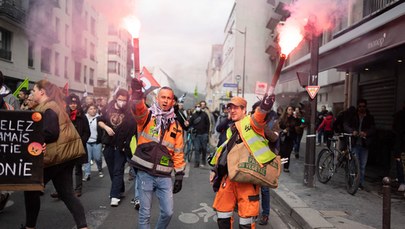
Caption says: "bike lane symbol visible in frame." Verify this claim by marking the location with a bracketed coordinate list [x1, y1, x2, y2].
[178, 203, 217, 224]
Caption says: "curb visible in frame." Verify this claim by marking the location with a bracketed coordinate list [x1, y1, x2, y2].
[270, 183, 335, 229]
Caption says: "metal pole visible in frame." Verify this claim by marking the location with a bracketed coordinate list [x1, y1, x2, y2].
[382, 177, 391, 229]
[304, 17, 319, 187]
[242, 26, 247, 98]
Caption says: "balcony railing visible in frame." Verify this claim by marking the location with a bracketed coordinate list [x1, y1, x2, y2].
[0, 0, 26, 24]
[363, 0, 399, 17]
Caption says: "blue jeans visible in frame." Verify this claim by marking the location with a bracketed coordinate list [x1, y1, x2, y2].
[84, 142, 103, 176]
[137, 171, 173, 229]
[130, 167, 140, 200]
[103, 146, 126, 198]
[317, 129, 324, 144]
[261, 186, 270, 216]
[352, 145, 368, 186]
[194, 133, 208, 164]
[293, 134, 303, 153]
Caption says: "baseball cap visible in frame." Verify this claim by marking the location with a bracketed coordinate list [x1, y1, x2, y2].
[227, 96, 247, 108]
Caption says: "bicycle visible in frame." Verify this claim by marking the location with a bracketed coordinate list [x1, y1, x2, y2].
[316, 133, 360, 195]
[184, 129, 196, 163]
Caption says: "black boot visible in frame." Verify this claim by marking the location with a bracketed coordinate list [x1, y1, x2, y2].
[217, 217, 231, 229]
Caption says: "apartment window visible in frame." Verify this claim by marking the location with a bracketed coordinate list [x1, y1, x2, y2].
[0, 28, 12, 60]
[90, 17, 96, 35]
[89, 68, 94, 86]
[90, 43, 95, 60]
[108, 42, 117, 54]
[55, 17, 60, 42]
[108, 61, 117, 73]
[54, 52, 60, 76]
[83, 65, 87, 84]
[74, 62, 81, 82]
[28, 41, 34, 67]
[40, 47, 51, 73]
[65, 24, 69, 47]
[64, 56, 68, 78]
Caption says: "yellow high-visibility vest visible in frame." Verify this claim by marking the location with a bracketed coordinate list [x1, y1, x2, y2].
[211, 116, 276, 166]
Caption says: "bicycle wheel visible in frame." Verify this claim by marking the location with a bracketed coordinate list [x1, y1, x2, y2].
[345, 153, 360, 195]
[188, 145, 194, 162]
[316, 148, 334, 184]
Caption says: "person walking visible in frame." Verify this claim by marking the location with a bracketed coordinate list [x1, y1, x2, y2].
[293, 107, 305, 159]
[98, 89, 136, 206]
[209, 95, 276, 228]
[187, 103, 210, 167]
[317, 111, 334, 148]
[344, 99, 376, 190]
[83, 104, 104, 181]
[23, 79, 88, 229]
[279, 106, 299, 172]
[66, 94, 90, 196]
[316, 105, 328, 146]
[130, 78, 186, 229]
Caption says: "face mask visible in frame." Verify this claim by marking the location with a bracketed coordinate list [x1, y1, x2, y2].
[195, 107, 201, 112]
[117, 101, 127, 109]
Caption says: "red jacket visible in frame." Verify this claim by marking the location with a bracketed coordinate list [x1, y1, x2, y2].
[317, 114, 334, 132]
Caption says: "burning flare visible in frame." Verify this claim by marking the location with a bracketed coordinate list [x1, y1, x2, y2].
[278, 20, 304, 56]
[122, 15, 141, 38]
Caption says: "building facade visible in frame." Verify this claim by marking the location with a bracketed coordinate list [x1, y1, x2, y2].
[0, 0, 132, 101]
[272, 0, 405, 172]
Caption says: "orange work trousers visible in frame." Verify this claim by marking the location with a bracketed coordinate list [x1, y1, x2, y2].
[213, 176, 260, 221]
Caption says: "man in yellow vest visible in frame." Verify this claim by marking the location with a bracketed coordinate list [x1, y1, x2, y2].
[210, 94, 275, 229]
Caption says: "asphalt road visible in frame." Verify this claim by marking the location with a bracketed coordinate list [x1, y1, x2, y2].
[0, 162, 296, 229]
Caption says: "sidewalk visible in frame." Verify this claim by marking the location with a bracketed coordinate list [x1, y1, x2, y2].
[270, 143, 405, 229]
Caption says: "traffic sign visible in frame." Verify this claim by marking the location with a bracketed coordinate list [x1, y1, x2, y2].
[305, 85, 320, 100]
[223, 83, 238, 88]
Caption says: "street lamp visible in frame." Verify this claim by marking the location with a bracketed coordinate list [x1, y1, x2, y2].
[228, 26, 247, 98]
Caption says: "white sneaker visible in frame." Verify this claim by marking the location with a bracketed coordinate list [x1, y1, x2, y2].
[98, 171, 104, 178]
[110, 197, 120, 207]
[398, 184, 405, 192]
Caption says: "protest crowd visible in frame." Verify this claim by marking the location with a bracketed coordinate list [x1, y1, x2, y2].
[1, 71, 405, 229]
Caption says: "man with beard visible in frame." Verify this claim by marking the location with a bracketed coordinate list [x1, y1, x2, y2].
[188, 103, 210, 168]
[98, 89, 136, 206]
[130, 78, 185, 228]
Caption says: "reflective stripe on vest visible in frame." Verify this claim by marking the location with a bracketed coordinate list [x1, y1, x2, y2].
[132, 155, 154, 169]
[235, 116, 276, 165]
[131, 155, 173, 174]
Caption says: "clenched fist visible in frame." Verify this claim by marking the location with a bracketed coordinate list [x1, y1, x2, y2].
[131, 78, 144, 100]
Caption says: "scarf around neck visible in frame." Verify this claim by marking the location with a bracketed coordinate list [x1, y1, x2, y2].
[149, 102, 176, 132]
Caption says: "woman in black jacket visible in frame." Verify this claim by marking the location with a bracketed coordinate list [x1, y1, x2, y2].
[279, 105, 299, 172]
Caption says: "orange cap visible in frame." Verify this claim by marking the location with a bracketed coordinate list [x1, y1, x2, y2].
[227, 96, 247, 108]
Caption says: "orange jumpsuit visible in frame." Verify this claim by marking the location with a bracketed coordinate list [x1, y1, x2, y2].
[213, 107, 268, 229]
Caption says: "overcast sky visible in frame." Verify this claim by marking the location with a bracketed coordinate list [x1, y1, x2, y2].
[133, 0, 234, 92]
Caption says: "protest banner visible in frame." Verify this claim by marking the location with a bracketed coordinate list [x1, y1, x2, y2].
[0, 110, 44, 191]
